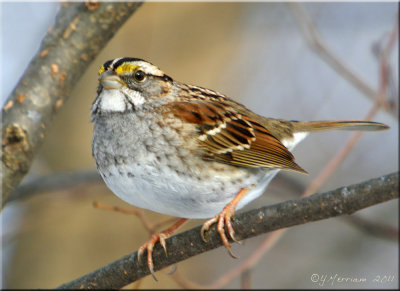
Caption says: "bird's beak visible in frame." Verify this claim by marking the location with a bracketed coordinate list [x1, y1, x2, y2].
[98, 70, 125, 90]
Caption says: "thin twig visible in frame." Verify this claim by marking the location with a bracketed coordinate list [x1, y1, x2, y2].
[343, 215, 398, 241]
[93, 201, 181, 236]
[152, 217, 183, 233]
[302, 12, 396, 197]
[302, 127, 366, 197]
[92, 201, 156, 235]
[8, 170, 102, 203]
[240, 269, 252, 289]
[170, 270, 205, 289]
[210, 228, 286, 289]
[287, 3, 397, 117]
[375, 11, 399, 113]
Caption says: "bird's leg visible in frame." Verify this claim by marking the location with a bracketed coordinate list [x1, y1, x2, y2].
[138, 218, 188, 280]
[200, 188, 250, 258]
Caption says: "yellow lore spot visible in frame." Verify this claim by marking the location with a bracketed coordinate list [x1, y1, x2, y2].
[98, 65, 105, 75]
[115, 63, 138, 75]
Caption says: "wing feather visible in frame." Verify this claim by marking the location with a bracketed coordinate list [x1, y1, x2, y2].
[168, 98, 306, 173]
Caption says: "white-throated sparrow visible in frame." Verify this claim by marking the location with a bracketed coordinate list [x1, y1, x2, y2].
[91, 57, 389, 278]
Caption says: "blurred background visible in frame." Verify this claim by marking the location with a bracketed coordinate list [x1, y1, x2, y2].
[1, 2, 398, 289]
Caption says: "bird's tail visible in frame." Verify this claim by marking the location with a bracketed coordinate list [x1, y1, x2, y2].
[291, 120, 389, 133]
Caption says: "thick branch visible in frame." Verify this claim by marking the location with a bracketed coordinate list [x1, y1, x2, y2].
[1, 2, 143, 209]
[57, 172, 398, 289]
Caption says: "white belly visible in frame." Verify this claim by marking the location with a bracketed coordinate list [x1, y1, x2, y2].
[101, 159, 275, 219]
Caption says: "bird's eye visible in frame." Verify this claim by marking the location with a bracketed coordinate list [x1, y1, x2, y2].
[134, 70, 146, 82]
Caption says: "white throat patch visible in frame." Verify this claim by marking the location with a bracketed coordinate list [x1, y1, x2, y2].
[97, 88, 145, 113]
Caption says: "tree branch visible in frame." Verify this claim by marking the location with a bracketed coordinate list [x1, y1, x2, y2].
[287, 3, 398, 117]
[1, 1, 143, 209]
[8, 170, 102, 203]
[57, 171, 398, 289]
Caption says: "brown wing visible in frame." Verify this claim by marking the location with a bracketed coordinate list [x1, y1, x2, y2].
[169, 99, 306, 173]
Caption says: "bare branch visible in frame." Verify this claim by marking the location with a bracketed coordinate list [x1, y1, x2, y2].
[344, 215, 398, 241]
[57, 172, 398, 289]
[208, 228, 286, 289]
[1, 2, 143, 209]
[287, 3, 397, 117]
[8, 170, 101, 203]
[92, 202, 180, 236]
